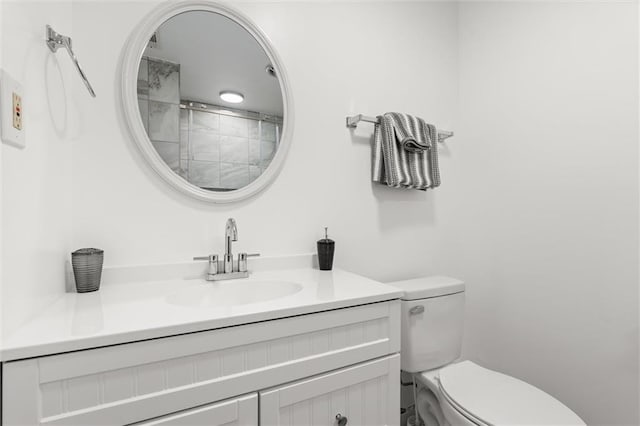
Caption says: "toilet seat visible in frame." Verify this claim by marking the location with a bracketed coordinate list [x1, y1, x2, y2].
[438, 382, 489, 425]
[436, 361, 586, 425]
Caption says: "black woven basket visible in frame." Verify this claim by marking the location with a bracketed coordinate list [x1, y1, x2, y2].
[71, 248, 104, 293]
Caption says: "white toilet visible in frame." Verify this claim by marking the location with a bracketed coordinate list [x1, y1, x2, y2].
[389, 276, 586, 426]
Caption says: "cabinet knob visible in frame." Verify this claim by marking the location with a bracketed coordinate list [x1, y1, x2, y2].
[336, 414, 348, 426]
[409, 305, 425, 315]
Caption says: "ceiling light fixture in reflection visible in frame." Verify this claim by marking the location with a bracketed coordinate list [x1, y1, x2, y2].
[219, 91, 244, 104]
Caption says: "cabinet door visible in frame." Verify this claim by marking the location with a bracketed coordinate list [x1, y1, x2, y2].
[134, 393, 257, 426]
[260, 354, 400, 426]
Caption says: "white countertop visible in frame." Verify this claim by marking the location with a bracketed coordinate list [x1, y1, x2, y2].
[1, 261, 402, 361]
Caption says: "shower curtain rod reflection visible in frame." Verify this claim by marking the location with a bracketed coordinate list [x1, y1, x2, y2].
[181, 100, 283, 124]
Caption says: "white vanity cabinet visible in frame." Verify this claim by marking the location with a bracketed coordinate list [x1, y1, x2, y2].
[2, 300, 400, 426]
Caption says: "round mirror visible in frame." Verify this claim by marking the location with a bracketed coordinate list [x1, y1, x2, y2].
[121, 2, 293, 202]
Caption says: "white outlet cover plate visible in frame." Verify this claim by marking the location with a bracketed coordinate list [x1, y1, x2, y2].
[0, 69, 25, 148]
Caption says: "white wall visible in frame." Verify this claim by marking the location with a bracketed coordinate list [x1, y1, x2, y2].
[69, 1, 458, 279]
[1, 1, 74, 337]
[433, 2, 638, 424]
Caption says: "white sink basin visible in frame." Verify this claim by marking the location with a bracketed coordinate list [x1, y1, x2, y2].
[166, 280, 303, 308]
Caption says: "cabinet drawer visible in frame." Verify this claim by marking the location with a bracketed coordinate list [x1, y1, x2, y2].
[3, 301, 399, 425]
[260, 354, 400, 426]
[133, 393, 257, 426]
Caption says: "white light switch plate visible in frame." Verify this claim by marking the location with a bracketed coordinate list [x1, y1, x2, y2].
[0, 69, 25, 148]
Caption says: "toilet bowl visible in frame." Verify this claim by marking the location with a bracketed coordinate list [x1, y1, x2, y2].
[414, 361, 585, 425]
[389, 276, 585, 426]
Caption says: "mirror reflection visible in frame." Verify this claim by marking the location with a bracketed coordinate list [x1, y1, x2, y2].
[136, 11, 284, 191]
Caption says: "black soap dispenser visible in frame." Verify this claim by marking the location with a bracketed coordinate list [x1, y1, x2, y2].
[317, 227, 335, 271]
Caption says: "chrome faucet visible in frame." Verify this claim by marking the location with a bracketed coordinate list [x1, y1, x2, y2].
[194, 218, 259, 281]
[224, 218, 238, 273]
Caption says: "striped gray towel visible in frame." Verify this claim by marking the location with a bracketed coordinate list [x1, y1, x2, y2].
[372, 112, 440, 190]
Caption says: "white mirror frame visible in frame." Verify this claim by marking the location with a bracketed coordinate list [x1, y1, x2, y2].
[120, 1, 294, 203]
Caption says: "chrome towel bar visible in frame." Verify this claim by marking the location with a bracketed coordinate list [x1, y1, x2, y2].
[46, 25, 96, 98]
[346, 114, 453, 142]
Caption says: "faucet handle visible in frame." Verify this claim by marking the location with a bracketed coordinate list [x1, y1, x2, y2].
[193, 254, 219, 278]
[238, 253, 260, 273]
[194, 254, 218, 261]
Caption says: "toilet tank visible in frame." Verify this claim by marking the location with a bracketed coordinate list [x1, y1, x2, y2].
[388, 276, 465, 373]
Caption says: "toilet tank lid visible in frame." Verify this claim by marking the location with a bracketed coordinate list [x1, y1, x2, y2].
[387, 276, 465, 300]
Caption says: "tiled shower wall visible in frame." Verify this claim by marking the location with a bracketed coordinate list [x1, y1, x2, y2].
[137, 56, 282, 191]
[182, 109, 281, 190]
[137, 57, 183, 176]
